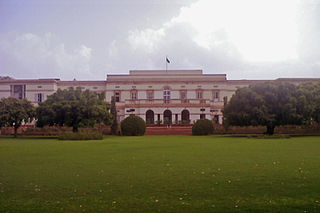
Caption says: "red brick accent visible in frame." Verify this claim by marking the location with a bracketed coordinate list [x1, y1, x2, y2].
[145, 127, 192, 135]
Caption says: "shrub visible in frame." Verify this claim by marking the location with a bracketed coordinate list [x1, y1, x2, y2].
[192, 119, 214, 135]
[58, 132, 103, 140]
[121, 115, 146, 136]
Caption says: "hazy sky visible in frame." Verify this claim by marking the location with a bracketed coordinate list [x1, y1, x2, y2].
[0, 0, 320, 80]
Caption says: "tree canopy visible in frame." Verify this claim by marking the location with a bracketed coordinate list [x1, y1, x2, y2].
[36, 88, 111, 132]
[296, 82, 320, 124]
[223, 82, 308, 135]
[0, 97, 35, 137]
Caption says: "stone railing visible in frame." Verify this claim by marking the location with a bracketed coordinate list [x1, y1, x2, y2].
[124, 99, 212, 105]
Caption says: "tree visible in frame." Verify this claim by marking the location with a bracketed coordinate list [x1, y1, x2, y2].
[296, 81, 320, 124]
[36, 88, 111, 132]
[0, 97, 35, 137]
[223, 82, 304, 135]
[110, 96, 118, 135]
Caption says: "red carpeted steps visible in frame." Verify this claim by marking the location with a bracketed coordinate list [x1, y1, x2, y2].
[145, 126, 192, 135]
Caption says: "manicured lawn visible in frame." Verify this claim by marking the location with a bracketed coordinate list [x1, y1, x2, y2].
[0, 135, 320, 212]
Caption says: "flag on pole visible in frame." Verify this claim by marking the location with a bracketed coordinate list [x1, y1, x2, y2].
[166, 57, 170, 63]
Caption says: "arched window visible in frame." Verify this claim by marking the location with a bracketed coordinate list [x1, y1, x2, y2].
[146, 110, 154, 124]
[163, 109, 172, 124]
[181, 109, 190, 124]
[163, 86, 170, 103]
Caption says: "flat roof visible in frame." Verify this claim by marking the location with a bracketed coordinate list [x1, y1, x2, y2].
[129, 70, 204, 76]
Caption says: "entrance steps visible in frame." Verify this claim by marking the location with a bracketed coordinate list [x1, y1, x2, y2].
[145, 126, 192, 135]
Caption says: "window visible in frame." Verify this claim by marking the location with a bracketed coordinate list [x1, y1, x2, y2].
[213, 91, 219, 102]
[181, 91, 188, 103]
[197, 91, 203, 99]
[163, 87, 170, 103]
[180, 91, 186, 99]
[35, 93, 44, 102]
[114, 91, 120, 102]
[93, 87, 98, 89]
[131, 91, 137, 100]
[147, 91, 153, 101]
[11, 85, 25, 99]
[37, 86, 42, 88]
[200, 114, 206, 119]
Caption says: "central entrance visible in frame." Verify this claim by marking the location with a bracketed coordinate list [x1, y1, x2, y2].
[163, 109, 172, 124]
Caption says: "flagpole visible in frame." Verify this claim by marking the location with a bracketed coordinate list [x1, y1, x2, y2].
[166, 55, 168, 72]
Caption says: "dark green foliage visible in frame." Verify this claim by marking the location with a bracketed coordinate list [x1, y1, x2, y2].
[58, 132, 103, 140]
[36, 88, 111, 132]
[120, 115, 146, 136]
[296, 81, 320, 124]
[223, 82, 305, 135]
[0, 97, 35, 137]
[192, 119, 214, 135]
[110, 96, 118, 135]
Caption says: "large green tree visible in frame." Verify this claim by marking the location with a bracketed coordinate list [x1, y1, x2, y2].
[223, 82, 304, 135]
[0, 97, 35, 137]
[36, 88, 111, 132]
[296, 81, 320, 124]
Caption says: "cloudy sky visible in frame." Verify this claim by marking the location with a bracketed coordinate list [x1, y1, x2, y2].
[0, 0, 320, 80]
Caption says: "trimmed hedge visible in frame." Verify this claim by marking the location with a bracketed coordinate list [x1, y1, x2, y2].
[192, 119, 214, 135]
[121, 115, 146, 136]
[58, 132, 103, 140]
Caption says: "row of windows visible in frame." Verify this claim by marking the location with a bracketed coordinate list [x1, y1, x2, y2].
[114, 85, 221, 89]
[114, 90, 226, 103]
[68, 86, 99, 90]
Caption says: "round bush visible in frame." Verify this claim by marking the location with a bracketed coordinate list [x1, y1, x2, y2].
[121, 115, 146, 136]
[192, 119, 214, 135]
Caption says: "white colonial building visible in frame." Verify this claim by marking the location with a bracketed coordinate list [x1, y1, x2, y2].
[0, 70, 318, 124]
[106, 70, 237, 124]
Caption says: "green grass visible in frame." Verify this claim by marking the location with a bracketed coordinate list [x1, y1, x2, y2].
[0, 135, 320, 212]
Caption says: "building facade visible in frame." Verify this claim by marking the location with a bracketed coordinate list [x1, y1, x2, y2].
[0, 70, 319, 124]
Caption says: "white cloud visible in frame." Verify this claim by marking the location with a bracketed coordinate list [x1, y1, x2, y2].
[0, 32, 93, 80]
[101, 0, 320, 79]
[77, 45, 92, 59]
[127, 28, 165, 53]
[125, 0, 299, 63]
[108, 40, 118, 58]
